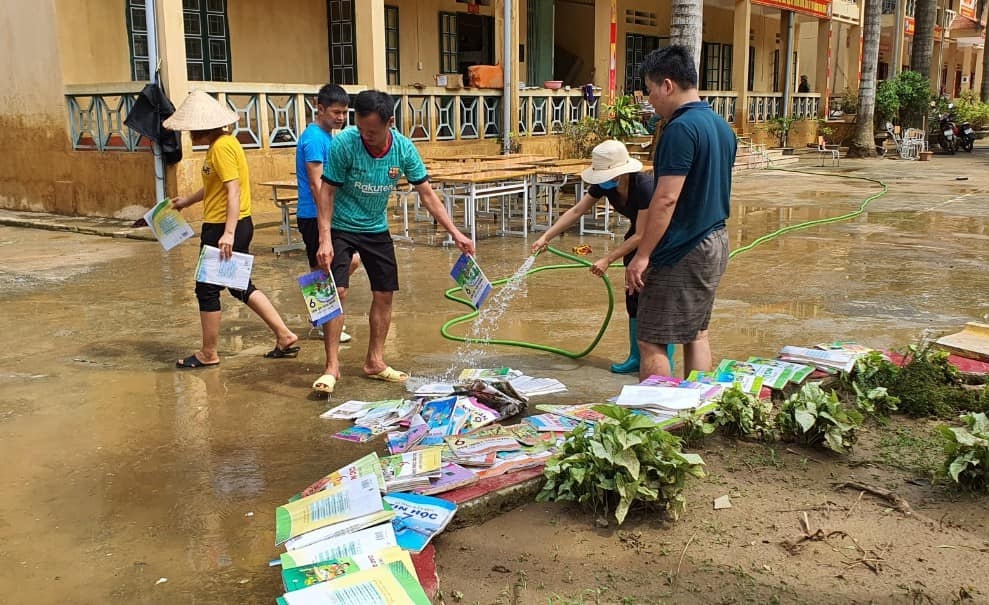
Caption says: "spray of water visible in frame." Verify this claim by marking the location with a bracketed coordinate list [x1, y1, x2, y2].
[406, 254, 537, 392]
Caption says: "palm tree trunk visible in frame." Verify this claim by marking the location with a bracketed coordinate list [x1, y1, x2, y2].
[982, 36, 989, 102]
[670, 0, 703, 76]
[910, 0, 937, 81]
[979, 0, 989, 101]
[848, 0, 882, 157]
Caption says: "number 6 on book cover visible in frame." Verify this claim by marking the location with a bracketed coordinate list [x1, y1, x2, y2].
[298, 269, 343, 327]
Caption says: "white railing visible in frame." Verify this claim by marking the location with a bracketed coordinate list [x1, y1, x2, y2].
[518, 88, 600, 136]
[65, 82, 148, 151]
[699, 91, 738, 123]
[748, 93, 784, 123]
[66, 83, 603, 151]
[791, 93, 822, 119]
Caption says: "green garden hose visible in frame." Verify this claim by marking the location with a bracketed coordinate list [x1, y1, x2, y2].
[439, 168, 889, 358]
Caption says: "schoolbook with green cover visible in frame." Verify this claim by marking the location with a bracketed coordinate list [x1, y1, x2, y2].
[281, 561, 429, 604]
[281, 546, 415, 593]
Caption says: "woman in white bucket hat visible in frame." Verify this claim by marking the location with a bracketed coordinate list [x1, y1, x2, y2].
[532, 139, 674, 374]
[165, 90, 298, 369]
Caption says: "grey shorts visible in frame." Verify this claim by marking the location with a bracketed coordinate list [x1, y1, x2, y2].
[637, 228, 728, 345]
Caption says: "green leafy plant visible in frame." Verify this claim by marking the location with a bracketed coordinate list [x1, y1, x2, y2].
[874, 79, 901, 125]
[560, 117, 609, 159]
[851, 351, 900, 390]
[953, 89, 989, 130]
[840, 87, 859, 114]
[938, 412, 989, 491]
[816, 118, 836, 144]
[892, 70, 934, 129]
[853, 383, 900, 417]
[711, 385, 776, 440]
[537, 405, 705, 525]
[679, 409, 716, 447]
[766, 116, 796, 147]
[778, 383, 863, 453]
[603, 94, 644, 140]
[887, 344, 983, 418]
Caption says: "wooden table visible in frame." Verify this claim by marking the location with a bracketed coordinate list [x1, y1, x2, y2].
[430, 168, 535, 242]
[259, 179, 306, 256]
[529, 160, 590, 232]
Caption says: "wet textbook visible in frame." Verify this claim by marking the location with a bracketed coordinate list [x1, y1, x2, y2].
[293, 452, 387, 501]
[144, 198, 194, 251]
[450, 253, 493, 309]
[280, 524, 398, 570]
[380, 447, 444, 492]
[281, 546, 414, 593]
[194, 245, 253, 290]
[298, 269, 342, 327]
[275, 474, 387, 545]
[383, 492, 458, 554]
[282, 561, 429, 605]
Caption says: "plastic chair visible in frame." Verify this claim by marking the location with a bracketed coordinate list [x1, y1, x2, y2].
[885, 122, 918, 160]
[817, 136, 839, 166]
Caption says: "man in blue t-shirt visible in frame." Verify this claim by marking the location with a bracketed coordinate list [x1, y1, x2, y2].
[626, 45, 737, 380]
[296, 84, 360, 353]
[313, 90, 474, 394]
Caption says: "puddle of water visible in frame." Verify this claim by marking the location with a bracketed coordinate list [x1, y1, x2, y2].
[3, 159, 989, 604]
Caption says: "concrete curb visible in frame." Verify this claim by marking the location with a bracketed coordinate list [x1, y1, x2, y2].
[449, 475, 546, 530]
[0, 211, 157, 242]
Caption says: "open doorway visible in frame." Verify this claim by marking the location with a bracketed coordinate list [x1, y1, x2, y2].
[457, 13, 495, 83]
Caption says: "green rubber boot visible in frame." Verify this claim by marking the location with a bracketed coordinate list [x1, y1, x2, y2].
[611, 319, 641, 374]
[610, 319, 675, 375]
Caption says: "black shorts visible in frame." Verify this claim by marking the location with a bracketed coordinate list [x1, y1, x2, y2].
[332, 230, 398, 291]
[297, 217, 320, 269]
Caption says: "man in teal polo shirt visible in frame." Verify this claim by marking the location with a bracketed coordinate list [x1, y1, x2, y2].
[626, 45, 737, 380]
[313, 89, 474, 394]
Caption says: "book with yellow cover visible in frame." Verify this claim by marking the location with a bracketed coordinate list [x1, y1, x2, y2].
[275, 474, 383, 545]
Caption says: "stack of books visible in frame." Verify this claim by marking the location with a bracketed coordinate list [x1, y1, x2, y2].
[273, 455, 459, 603]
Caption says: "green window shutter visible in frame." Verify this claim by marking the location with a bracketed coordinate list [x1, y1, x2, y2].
[526, 0, 554, 85]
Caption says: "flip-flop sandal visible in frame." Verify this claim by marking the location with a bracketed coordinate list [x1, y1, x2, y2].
[264, 345, 300, 359]
[312, 374, 336, 394]
[365, 366, 409, 383]
[176, 354, 219, 369]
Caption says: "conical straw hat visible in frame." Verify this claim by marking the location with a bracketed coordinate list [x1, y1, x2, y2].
[163, 89, 238, 131]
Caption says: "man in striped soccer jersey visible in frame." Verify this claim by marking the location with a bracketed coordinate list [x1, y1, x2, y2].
[313, 90, 474, 394]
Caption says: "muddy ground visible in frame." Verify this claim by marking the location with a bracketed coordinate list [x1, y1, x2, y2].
[435, 419, 989, 605]
[1, 151, 988, 604]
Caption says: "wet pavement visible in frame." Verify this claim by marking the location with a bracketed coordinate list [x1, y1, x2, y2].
[1, 151, 988, 603]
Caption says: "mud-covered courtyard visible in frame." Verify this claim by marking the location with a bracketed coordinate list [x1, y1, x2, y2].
[2, 153, 988, 604]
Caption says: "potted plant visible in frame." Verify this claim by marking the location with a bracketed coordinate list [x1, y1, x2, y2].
[767, 115, 796, 154]
[604, 94, 646, 140]
[840, 87, 859, 122]
[817, 119, 837, 149]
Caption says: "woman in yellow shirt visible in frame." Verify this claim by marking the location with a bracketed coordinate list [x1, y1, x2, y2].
[164, 90, 298, 368]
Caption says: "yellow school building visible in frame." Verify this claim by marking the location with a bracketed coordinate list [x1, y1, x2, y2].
[0, 0, 983, 217]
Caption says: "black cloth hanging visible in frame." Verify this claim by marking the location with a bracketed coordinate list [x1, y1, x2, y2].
[125, 81, 182, 165]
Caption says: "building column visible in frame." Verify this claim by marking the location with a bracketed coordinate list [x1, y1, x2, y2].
[848, 23, 863, 87]
[593, 0, 613, 94]
[815, 18, 831, 117]
[893, 0, 907, 75]
[731, 0, 751, 130]
[355, 0, 388, 90]
[973, 45, 984, 91]
[780, 10, 795, 115]
[155, 0, 191, 197]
